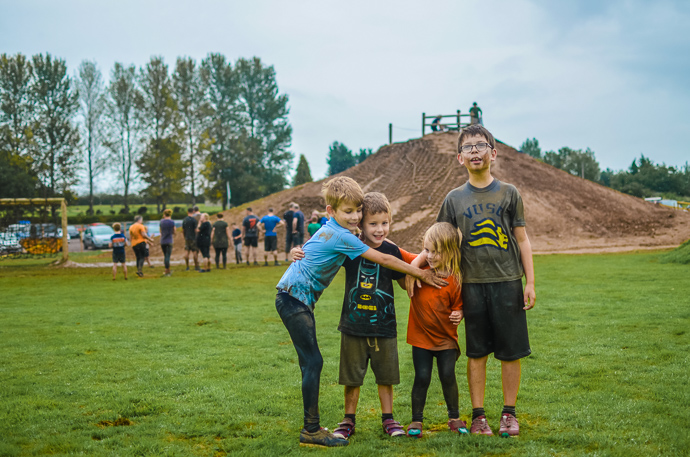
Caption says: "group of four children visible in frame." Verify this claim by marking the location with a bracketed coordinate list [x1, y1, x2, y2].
[275, 124, 536, 447]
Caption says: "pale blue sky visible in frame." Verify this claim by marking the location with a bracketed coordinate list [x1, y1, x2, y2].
[2, 0, 689, 192]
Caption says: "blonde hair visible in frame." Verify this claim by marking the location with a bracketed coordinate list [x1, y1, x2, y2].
[200, 213, 209, 222]
[424, 222, 463, 285]
[321, 176, 364, 210]
[362, 192, 392, 221]
[163, 208, 172, 217]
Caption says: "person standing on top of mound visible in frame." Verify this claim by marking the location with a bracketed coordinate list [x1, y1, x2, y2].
[407, 124, 535, 438]
[431, 115, 445, 132]
[469, 102, 483, 125]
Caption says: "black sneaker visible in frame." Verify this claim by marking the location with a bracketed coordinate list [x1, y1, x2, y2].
[274, 261, 281, 266]
[299, 428, 349, 447]
[253, 261, 259, 266]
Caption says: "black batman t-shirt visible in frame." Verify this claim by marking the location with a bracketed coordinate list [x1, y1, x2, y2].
[337, 240, 404, 338]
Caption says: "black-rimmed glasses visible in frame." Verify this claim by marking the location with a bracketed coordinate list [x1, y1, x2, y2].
[460, 142, 491, 153]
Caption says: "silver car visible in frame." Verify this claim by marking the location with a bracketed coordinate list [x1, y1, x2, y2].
[83, 225, 115, 250]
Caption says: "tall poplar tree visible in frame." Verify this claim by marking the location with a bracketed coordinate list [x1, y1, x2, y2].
[0, 53, 34, 158]
[201, 53, 240, 209]
[0, 53, 38, 197]
[173, 57, 211, 204]
[235, 57, 293, 197]
[31, 53, 80, 198]
[104, 63, 142, 213]
[76, 60, 107, 214]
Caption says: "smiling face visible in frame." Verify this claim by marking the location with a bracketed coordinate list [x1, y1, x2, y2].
[360, 211, 390, 247]
[457, 134, 497, 174]
[423, 236, 440, 270]
[327, 201, 362, 233]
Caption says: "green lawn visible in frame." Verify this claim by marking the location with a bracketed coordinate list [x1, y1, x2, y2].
[0, 251, 688, 456]
[63, 204, 223, 217]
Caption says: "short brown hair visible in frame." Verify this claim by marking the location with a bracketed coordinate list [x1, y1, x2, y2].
[322, 176, 364, 210]
[163, 208, 172, 217]
[216, 212, 224, 219]
[362, 192, 391, 221]
[458, 124, 496, 153]
[113, 223, 121, 232]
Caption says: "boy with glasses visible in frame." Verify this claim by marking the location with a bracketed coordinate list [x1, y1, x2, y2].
[409, 124, 535, 437]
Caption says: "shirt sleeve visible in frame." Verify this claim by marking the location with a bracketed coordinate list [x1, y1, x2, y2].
[450, 277, 463, 311]
[399, 248, 418, 264]
[437, 194, 456, 225]
[389, 245, 406, 280]
[511, 188, 526, 228]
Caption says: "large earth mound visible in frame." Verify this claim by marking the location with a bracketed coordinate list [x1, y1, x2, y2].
[165, 131, 690, 259]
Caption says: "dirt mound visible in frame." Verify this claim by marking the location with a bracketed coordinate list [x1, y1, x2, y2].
[158, 131, 690, 259]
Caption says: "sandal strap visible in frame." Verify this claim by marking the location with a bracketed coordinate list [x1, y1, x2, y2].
[333, 419, 355, 437]
[382, 419, 404, 434]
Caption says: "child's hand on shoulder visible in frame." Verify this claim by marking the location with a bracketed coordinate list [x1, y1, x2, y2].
[290, 246, 305, 261]
[449, 310, 463, 326]
[418, 268, 449, 289]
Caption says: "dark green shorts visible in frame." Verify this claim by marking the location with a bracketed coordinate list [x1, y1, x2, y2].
[338, 333, 399, 386]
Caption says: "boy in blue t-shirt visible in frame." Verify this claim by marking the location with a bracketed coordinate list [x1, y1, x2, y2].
[275, 177, 447, 448]
[109, 223, 130, 280]
[259, 208, 284, 266]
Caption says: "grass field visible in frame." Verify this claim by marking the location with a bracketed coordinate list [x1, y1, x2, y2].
[1, 251, 689, 456]
[63, 204, 223, 217]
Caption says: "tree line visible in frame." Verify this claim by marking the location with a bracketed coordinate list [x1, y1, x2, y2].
[520, 138, 690, 200]
[0, 53, 315, 213]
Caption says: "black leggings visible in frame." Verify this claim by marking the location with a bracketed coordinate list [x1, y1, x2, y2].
[161, 244, 172, 269]
[214, 247, 227, 268]
[275, 293, 322, 430]
[411, 346, 459, 422]
[133, 242, 147, 272]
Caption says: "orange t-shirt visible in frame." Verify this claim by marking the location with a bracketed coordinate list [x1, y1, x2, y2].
[129, 222, 147, 246]
[406, 267, 463, 352]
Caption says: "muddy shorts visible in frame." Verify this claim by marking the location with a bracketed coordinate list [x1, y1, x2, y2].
[244, 236, 258, 248]
[112, 251, 126, 264]
[338, 333, 400, 386]
[462, 279, 531, 361]
[184, 238, 198, 252]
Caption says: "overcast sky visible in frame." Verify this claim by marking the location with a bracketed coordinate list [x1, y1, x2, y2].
[2, 0, 689, 192]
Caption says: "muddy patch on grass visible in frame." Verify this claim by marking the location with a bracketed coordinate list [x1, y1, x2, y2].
[96, 416, 133, 428]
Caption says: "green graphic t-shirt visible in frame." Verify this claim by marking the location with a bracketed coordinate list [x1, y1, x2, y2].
[437, 179, 525, 283]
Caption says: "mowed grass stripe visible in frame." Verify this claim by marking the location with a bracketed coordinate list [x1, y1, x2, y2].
[0, 251, 688, 456]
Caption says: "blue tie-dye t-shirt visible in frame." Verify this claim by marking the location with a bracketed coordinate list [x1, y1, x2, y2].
[276, 218, 370, 309]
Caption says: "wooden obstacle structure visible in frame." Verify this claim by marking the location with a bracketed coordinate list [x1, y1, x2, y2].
[422, 111, 472, 136]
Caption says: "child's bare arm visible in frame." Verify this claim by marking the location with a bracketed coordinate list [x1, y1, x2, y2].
[361, 249, 447, 288]
[513, 226, 536, 310]
[405, 250, 429, 297]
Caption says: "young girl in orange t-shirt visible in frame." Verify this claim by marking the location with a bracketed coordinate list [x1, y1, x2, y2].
[406, 222, 468, 437]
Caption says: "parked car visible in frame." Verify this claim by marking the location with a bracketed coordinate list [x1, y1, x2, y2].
[32, 223, 62, 239]
[0, 231, 23, 255]
[67, 225, 80, 239]
[83, 225, 115, 250]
